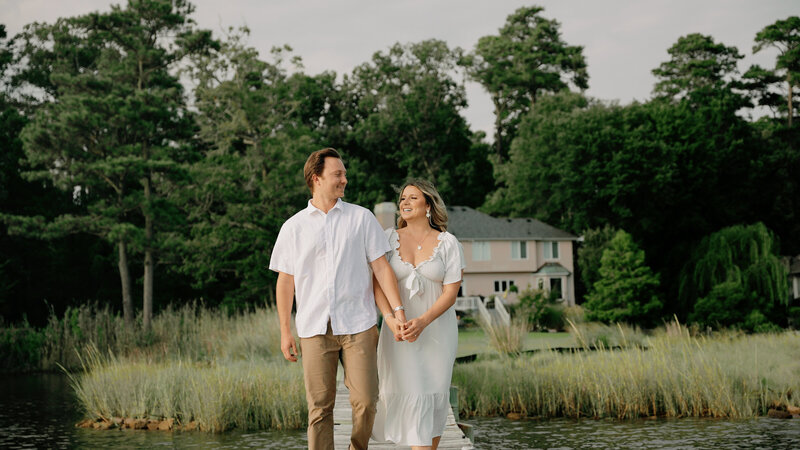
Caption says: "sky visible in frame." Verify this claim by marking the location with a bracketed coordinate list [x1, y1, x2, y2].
[2, 0, 797, 138]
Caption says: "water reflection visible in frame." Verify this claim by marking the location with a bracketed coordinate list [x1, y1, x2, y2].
[470, 415, 800, 449]
[0, 374, 307, 449]
[3, 374, 800, 449]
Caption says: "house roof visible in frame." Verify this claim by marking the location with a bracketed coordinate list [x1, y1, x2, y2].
[533, 262, 571, 276]
[446, 206, 578, 241]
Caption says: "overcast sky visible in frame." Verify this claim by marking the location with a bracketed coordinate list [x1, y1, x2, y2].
[2, 0, 797, 137]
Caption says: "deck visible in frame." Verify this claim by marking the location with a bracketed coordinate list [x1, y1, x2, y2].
[332, 380, 475, 449]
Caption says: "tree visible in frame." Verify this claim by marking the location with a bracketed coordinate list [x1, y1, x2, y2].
[466, 6, 588, 159]
[180, 28, 316, 308]
[652, 33, 744, 103]
[4, 0, 217, 328]
[340, 40, 493, 207]
[681, 223, 789, 330]
[584, 230, 662, 326]
[741, 64, 785, 118]
[485, 85, 774, 319]
[577, 225, 619, 296]
[754, 16, 800, 127]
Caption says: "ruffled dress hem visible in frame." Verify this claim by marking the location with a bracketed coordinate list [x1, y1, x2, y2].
[371, 392, 450, 446]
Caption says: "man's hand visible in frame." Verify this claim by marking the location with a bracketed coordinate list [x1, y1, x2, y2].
[281, 332, 300, 362]
[384, 316, 405, 341]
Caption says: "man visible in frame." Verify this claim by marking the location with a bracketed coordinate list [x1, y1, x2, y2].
[269, 148, 406, 450]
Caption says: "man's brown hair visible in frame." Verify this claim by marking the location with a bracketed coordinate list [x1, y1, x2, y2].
[303, 148, 342, 194]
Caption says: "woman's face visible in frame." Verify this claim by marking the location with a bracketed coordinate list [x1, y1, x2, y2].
[398, 185, 428, 222]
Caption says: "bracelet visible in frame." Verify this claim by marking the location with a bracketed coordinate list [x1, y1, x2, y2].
[393, 305, 405, 312]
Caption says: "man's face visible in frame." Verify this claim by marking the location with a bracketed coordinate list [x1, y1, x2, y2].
[315, 157, 347, 199]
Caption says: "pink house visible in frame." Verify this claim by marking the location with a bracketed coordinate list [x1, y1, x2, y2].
[374, 204, 579, 305]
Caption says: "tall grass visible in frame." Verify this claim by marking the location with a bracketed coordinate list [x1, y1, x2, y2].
[453, 323, 800, 419]
[70, 347, 306, 431]
[1, 303, 283, 371]
[479, 316, 529, 356]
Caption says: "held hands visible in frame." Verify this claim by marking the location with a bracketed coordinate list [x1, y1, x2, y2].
[385, 313, 406, 342]
[400, 316, 429, 343]
[280, 332, 300, 362]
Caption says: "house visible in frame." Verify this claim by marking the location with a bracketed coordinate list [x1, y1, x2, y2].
[790, 255, 800, 301]
[374, 203, 579, 305]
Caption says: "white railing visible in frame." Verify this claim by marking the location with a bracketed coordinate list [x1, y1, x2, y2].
[475, 297, 492, 327]
[454, 296, 480, 312]
[492, 296, 511, 327]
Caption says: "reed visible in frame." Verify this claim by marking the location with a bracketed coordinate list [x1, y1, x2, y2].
[479, 316, 529, 356]
[1, 303, 283, 371]
[69, 347, 306, 432]
[453, 324, 800, 420]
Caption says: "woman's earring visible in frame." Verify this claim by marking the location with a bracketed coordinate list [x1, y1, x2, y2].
[426, 209, 431, 218]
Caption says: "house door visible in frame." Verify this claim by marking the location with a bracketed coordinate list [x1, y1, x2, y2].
[549, 278, 562, 298]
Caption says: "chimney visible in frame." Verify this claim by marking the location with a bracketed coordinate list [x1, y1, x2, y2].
[374, 202, 397, 230]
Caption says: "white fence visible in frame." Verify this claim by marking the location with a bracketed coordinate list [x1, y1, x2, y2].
[455, 295, 509, 327]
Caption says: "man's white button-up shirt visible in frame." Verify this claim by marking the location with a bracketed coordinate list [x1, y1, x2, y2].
[269, 199, 391, 338]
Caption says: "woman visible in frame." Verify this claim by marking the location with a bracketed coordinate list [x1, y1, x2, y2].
[371, 179, 465, 450]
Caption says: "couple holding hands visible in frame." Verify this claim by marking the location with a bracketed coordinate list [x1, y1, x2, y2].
[270, 148, 464, 450]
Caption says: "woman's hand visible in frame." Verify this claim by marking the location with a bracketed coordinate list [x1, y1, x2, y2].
[401, 316, 430, 343]
[384, 315, 405, 341]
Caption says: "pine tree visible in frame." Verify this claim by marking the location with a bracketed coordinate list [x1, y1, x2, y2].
[585, 230, 662, 326]
[6, 0, 216, 328]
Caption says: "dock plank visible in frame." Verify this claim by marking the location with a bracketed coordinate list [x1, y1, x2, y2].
[332, 380, 474, 449]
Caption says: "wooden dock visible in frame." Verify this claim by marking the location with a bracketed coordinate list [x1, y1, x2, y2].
[332, 380, 475, 449]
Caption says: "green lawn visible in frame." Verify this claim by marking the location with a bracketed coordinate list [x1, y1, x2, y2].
[457, 328, 575, 357]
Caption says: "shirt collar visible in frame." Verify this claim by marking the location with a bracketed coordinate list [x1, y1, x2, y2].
[306, 198, 344, 216]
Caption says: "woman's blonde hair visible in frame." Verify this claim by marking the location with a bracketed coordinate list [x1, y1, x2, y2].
[396, 178, 448, 232]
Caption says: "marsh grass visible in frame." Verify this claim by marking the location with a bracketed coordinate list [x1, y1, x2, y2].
[453, 322, 800, 420]
[479, 316, 529, 356]
[69, 346, 306, 432]
[2, 303, 283, 371]
[569, 320, 648, 349]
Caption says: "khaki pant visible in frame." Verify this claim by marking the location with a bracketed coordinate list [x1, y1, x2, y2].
[300, 323, 379, 450]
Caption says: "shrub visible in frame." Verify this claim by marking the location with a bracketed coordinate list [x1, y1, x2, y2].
[515, 288, 565, 331]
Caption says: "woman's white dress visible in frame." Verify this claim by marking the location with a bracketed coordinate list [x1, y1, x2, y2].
[371, 228, 464, 446]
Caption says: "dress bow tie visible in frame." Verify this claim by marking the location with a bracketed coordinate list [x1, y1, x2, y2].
[404, 268, 424, 300]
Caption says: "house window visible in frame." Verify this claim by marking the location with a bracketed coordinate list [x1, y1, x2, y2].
[511, 241, 527, 260]
[473, 241, 490, 261]
[458, 284, 464, 297]
[494, 279, 515, 293]
[543, 241, 559, 260]
[550, 278, 562, 296]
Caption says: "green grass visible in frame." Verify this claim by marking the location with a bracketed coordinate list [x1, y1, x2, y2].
[457, 328, 575, 357]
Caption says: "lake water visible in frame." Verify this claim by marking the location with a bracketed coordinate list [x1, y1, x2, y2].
[2, 374, 799, 449]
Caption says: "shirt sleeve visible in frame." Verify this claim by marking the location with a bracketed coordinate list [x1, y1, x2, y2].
[365, 212, 392, 262]
[443, 233, 464, 285]
[457, 240, 467, 270]
[268, 221, 294, 275]
[383, 227, 395, 262]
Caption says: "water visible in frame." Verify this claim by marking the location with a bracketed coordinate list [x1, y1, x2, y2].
[0, 374, 307, 449]
[2, 374, 799, 449]
[470, 415, 800, 449]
